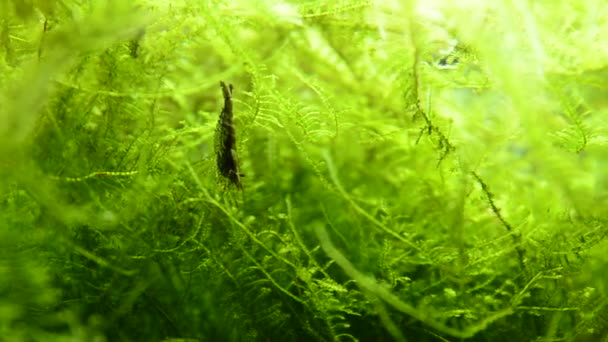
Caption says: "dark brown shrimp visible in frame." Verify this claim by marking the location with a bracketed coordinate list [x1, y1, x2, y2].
[215, 81, 242, 189]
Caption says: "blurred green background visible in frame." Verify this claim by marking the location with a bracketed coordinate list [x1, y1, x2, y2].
[2, 0, 608, 341]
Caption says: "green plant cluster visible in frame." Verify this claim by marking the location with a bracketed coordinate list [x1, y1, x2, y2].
[2, 0, 608, 341]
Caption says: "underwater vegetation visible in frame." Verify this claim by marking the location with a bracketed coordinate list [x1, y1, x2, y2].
[2, 0, 608, 341]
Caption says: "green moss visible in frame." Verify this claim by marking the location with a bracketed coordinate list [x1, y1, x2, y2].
[1, 0, 608, 341]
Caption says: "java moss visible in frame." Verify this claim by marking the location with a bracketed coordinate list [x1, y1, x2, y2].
[2, 1, 608, 341]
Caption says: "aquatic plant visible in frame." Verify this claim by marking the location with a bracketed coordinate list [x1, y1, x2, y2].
[2, 1, 608, 341]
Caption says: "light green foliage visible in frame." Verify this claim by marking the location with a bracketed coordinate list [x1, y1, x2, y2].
[1, 0, 608, 341]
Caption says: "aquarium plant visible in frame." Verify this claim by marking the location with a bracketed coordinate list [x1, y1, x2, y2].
[1, 0, 608, 341]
